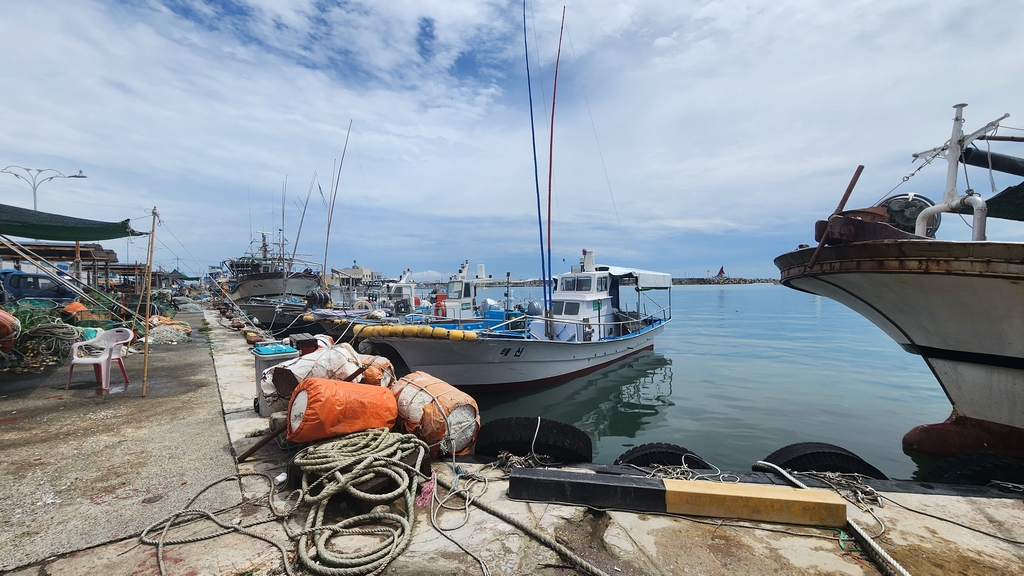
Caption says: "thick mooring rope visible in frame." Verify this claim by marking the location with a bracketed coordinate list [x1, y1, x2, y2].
[290, 429, 429, 576]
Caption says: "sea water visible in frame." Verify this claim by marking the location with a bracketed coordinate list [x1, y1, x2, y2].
[473, 283, 952, 480]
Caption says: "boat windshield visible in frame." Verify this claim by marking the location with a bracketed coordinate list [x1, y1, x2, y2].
[551, 301, 580, 316]
[559, 276, 592, 291]
[447, 281, 463, 299]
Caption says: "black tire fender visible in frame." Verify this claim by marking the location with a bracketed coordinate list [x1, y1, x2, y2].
[614, 442, 712, 470]
[473, 416, 592, 462]
[758, 442, 888, 480]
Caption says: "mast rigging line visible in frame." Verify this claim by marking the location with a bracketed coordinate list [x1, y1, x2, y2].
[565, 24, 623, 239]
[546, 6, 566, 309]
[523, 0, 548, 310]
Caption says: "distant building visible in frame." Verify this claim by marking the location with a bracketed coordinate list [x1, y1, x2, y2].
[331, 261, 374, 287]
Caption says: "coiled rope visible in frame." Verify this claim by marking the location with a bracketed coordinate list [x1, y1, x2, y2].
[290, 429, 429, 576]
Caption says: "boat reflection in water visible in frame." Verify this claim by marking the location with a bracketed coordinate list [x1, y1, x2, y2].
[476, 351, 673, 463]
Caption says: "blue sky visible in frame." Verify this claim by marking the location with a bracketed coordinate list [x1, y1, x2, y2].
[2, 0, 1023, 281]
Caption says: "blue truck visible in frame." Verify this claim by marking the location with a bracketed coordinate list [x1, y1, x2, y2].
[0, 270, 76, 304]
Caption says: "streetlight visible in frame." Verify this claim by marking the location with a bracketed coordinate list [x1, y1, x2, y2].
[0, 165, 88, 211]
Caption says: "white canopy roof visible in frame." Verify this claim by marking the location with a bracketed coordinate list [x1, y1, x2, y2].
[597, 265, 672, 290]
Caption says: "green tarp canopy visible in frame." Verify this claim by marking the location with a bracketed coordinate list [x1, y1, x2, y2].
[0, 203, 144, 241]
[984, 182, 1024, 222]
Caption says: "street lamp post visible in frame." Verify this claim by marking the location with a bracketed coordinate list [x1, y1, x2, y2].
[0, 166, 88, 211]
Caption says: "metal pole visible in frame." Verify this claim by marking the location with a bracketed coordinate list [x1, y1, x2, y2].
[0, 166, 86, 211]
[141, 208, 158, 397]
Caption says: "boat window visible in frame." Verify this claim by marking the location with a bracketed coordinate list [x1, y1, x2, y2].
[464, 283, 472, 298]
[564, 302, 581, 315]
[576, 277, 592, 291]
[597, 276, 608, 292]
[447, 281, 463, 299]
[552, 301, 565, 315]
[560, 277, 575, 291]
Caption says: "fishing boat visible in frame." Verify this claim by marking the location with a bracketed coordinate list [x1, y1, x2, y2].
[775, 104, 1024, 458]
[359, 249, 671, 391]
[221, 232, 323, 328]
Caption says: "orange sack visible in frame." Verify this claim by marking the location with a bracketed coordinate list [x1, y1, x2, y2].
[391, 371, 480, 457]
[358, 355, 396, 388]
[0, 309, 21, 354]
[286, 377, 398, 444]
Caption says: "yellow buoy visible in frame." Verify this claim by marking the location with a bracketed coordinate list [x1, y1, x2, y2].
[303, 314, 314, 322]
[463, 330, 477, 342]
[448, 330, 464, 342]
[333, 319, 342, 325]
[432, 327, 448, 339]
[376, 325, 389, 337]
[352, 324, 364, 336]
[403, 325, 418, 337]
[417, 325, 433, 338]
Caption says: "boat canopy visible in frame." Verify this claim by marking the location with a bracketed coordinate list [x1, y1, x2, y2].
[597, 266, 672, 290]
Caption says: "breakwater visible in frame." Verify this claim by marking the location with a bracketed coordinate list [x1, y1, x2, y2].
[672, 277, 778, 285]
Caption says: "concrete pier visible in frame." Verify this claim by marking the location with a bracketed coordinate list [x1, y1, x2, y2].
[1, 309, 1022, 575]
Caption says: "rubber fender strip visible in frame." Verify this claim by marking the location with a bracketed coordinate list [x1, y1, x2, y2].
[508, 467, 847, 528]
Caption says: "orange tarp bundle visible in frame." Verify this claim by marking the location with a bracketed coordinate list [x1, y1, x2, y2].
[286, 377, 398, 443]
[62, 302, 88, 314]
[148, 315, 192, 334]
[0, 309, 20, 353]
[359, 355, 396, 387]
[391, 372, 480, 457]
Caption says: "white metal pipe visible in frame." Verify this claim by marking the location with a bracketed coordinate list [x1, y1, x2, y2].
[962, 195, 987, 241]
[915, 203, 947, 237]
[942, 104, 967, 203]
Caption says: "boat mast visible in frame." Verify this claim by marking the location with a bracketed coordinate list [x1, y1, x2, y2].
[546, 6, 566, 308]
[523, 0, 548, 310]
[280, 176, 286, 271]
[323, 120, 353, 289]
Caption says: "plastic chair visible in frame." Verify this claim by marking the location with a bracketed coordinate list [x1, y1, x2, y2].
[66, 327, 134, 390]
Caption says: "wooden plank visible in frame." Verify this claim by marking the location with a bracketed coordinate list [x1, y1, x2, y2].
[663, 478, 847, 527]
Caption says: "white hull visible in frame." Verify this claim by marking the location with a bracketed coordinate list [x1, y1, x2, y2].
[776, 241, 1024, 432]
[367, 323, 666, 391]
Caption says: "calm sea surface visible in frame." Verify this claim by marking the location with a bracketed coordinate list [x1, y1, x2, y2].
[470, 283, 952, 480]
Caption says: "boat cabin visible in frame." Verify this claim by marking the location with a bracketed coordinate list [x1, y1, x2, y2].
[435, 260, 486, 321]
[530, 249, 672, 342]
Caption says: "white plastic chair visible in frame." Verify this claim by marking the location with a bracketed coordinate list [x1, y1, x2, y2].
[66, 327, 134, 390]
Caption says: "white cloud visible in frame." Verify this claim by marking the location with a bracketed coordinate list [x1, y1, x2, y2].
[1, 0, 1022, 279]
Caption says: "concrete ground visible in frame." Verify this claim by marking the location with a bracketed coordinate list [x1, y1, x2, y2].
[1, 309, 1022, 575]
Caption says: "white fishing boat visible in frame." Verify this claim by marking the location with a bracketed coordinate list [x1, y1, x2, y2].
[359, 249, 672, 391]
[775, 104, 1024, 458]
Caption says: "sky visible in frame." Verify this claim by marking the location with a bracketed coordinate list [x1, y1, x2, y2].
[2, 0, 1024, 282]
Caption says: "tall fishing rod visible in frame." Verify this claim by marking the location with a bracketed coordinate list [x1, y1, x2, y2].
[322, 120, 354, 289]
[546, 6, 566, 306]
[523, 0, 547, 309]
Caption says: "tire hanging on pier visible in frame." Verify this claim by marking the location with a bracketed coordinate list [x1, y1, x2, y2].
[474, 416, 592, 463]
[614, 442, 712, 470]
[759, 442, 888, 480]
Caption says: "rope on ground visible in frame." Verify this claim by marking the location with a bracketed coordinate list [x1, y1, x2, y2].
[847, 519, 912, 576]
[631, 455, 741, 484]
[139, 472, 301, 576]
[433, 470, 611, 576]
[289, 428, 429, 576]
